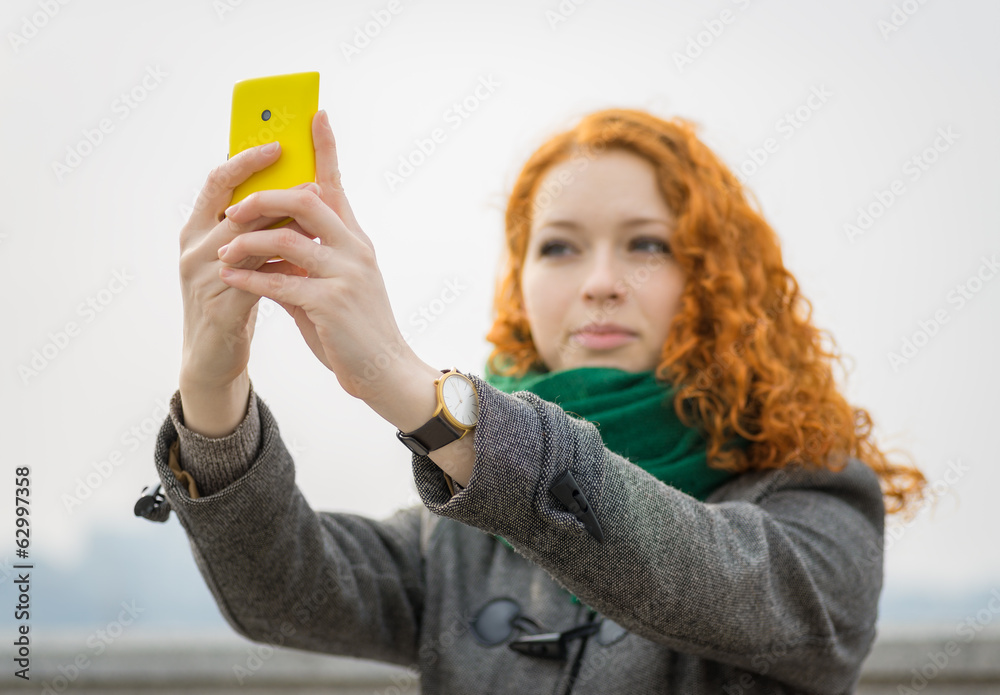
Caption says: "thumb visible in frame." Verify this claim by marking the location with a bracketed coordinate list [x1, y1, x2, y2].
[312, 109, 361, 232]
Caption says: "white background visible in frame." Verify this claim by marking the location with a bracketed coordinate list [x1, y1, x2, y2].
[1, 0, 997, 633]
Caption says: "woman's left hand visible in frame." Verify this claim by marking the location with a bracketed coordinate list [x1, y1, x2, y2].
[217, 109, 414, 402]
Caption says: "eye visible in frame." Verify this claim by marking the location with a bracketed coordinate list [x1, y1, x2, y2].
[539, 240, 572, 257]
[537, 237, 671, 257]
[632, 237, 671, 254]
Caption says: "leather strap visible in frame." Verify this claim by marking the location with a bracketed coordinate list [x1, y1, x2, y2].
[402, 415, 464, 456]
[396, 368, 470, 457]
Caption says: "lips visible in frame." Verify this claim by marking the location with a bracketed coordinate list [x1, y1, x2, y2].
[573, 323, 636, 336]
[570, 324, 638, 350]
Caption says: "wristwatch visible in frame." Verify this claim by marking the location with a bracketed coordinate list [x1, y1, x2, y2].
[396, 368, 480, 458]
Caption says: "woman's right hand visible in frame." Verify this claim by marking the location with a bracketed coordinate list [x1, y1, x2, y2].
[178, 141, 317, 393]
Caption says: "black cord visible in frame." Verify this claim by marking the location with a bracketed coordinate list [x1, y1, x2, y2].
[562, 608, 598, 695]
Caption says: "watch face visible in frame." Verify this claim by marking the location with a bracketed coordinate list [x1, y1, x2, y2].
[441, 374, 479, 427]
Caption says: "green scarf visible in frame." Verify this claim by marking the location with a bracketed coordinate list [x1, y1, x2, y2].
[482, 359, 748, 607]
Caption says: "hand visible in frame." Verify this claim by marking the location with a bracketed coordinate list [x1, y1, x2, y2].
[178, 140, 317, 391]
[216, 110, 417, 402]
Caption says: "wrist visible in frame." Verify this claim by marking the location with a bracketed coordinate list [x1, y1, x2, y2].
[177, 371, 251, 438]
[178, 364, 249, 394]
[364, 357, 443, 434]
[372, 359, 477, 489]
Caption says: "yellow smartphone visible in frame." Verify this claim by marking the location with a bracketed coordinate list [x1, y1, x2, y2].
[229, 71, 319, 260]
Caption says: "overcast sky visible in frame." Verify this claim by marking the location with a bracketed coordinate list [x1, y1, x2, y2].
[1, 0, 998, 635]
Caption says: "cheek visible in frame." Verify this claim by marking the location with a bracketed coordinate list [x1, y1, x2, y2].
[521, 270, 572, 341]
[520, 267, 549, 319]
[642, 276, 685, 333]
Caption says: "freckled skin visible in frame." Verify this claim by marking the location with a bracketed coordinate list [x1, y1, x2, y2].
[521, 150, 685, 373]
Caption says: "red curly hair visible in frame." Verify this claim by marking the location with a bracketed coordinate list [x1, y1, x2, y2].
[485, 108, 926, 517]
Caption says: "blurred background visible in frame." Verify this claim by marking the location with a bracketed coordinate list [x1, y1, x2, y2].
[2, 0, 998, 691]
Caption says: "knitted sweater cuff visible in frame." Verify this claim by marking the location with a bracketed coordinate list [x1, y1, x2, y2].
[168, 379, 262, 497]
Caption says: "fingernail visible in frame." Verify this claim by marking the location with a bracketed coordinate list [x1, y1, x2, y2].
[262, 141, 279, 154]
[318, 109, 328, 126]
[218, 244, 229, 258]
[224, 203, 240, 217]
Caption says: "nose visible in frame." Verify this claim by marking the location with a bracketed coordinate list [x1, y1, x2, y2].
[580, 247, 626, 303]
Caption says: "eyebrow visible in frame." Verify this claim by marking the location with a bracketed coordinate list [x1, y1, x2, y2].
[535, 217, 672, 231]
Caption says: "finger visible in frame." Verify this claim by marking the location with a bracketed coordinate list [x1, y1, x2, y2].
[256, 218, 320, 266]
[277, 218, 319, 240]
[256, 259, 310, 278]
[217, 260, 308, 314]
[206, 183, 319, 269]
[189, 141, 283, 232]
[219, 227, 329, 277]
[224, 187, 348, 249]
[249, 216, 318, 240]
[221, 183, 320, 236]
[218, 264, 310, 308]
[312, 110, 362, 232]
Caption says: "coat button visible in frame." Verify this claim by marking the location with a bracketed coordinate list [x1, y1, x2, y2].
[549, 470, 604, 543]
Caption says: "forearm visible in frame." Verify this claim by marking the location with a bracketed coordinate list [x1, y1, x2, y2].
[363, 357, 475, 488]
[406, 373, 885, 690]
[153, 395, 425, 666]
[178, 369, 251, 438]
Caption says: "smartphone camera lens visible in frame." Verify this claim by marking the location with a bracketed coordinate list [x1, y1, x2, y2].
[261, 109, 271, 121]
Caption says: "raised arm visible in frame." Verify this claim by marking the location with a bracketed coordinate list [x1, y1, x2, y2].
[408, 372, 885, 693]
[152, 382, 426, 668]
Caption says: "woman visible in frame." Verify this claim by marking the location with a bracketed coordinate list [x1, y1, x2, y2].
[147, 107, 927, 693]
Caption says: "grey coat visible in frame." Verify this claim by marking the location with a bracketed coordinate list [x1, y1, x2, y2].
[148, 372, 885, 694]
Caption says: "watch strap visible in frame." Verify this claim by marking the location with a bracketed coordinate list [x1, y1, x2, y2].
[396, 368, 476, 457]
[399, 414, 464, 457]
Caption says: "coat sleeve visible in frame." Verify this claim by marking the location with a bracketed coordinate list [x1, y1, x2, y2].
[410, 372, 886, 694]
[151, 383, 426, 668]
